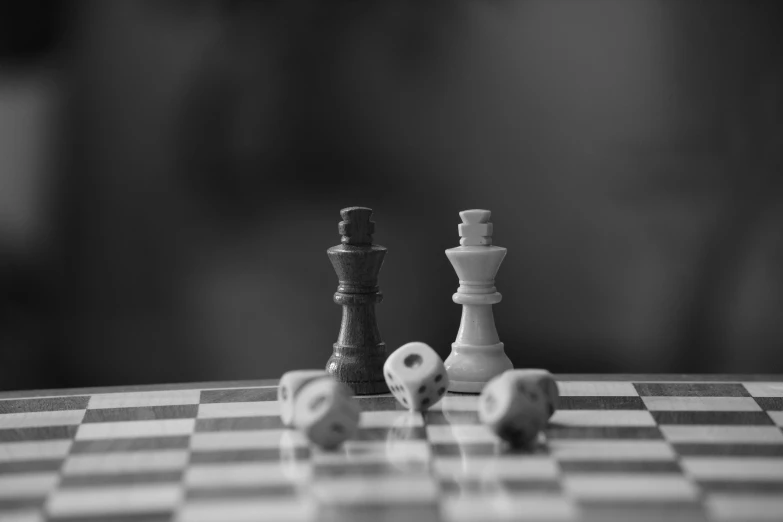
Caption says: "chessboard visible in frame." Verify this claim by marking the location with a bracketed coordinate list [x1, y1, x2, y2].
[1, 376, 782, 522]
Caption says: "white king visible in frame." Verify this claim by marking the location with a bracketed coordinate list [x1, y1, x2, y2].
[444, 209, 513, 393]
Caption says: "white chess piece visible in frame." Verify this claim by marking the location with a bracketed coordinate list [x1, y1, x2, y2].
[444, 209, 513, 393]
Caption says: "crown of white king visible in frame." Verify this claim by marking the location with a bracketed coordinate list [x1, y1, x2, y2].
[458, 209, 493, 246]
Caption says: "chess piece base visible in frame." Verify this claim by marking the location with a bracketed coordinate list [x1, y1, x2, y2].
[327, 345, 389, 395]
[444, 341, 513, 394]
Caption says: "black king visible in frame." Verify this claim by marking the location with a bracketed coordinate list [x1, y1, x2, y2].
[326, 207, 389, 395]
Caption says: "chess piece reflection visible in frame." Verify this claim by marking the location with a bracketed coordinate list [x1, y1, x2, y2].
[326, 207, 389, 395]
[385, 411, 428, 474]
[444, 210, 513, 393]
[437, 396, 505, 499]
[279, 430, 311, 484]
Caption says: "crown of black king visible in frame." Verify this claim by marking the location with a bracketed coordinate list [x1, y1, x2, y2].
[329, 207, 386, 294]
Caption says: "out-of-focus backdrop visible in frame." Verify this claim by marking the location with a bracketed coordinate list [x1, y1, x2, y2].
[1, 0, 781, 391]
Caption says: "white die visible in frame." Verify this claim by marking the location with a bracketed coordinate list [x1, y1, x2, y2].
[383, 342, 449, 411]
[278, 369, 329, 427]
[293, 377, 360, 450]
[506, 369, 559, 419]
[478, 371, 548, 447]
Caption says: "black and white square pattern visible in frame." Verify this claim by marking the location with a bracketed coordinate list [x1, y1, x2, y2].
[0, 379, 781, 521]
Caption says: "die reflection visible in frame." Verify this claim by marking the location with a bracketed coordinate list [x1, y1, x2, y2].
[384, 411, 430, 474]
[279, 429, 311, 486]
[436, 394, 549, 500]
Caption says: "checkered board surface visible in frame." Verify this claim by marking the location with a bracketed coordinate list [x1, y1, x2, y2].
[1, 378, 782, 522]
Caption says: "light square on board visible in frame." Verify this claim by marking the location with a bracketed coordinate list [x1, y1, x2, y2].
[0, 397, 90, 414]
[46, 484, 182, 517]
[743, 383, 783, 397]
[75, 419, 196, 440]
[197, 402, 280, 419]
[0, 410, 86, 429]
[706, 494, 783, 521]
[642, 397, 762, 412]
[185, 462, 311, 488]
[432, 455, 558, 481]
[660, 425, 783, 444]
[426, 425, 498, 445]
[441, 494, 577, 522]
[62, 450, 190, 475]
[0, 472, 59, 498]
[681, 457, 783, 480]
[88, 390, 200, 409]
[548, 440, 677, 461]
[768, 411, 783, 426]
[551, 410, 656, 427]
[310, 476, 439, 505]
[563, 474, 699, 501]
[557, 381, 638, 397]
[177, 499, 315, 522]
[0, 440, 72, 462]
[190, 430, 307, 451]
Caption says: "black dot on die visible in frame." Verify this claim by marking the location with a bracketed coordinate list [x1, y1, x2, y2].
[331, 423, 345, 434]
[435, 374, 443, 383]
[421, 398, 431, 408]
[280, 387, 288, 400]
[387, 372, 394, 381]
[438, 387, 446, 396]
[404, 353, 423, 368]
[401, 397, 408, 406]
[310, 395, 327, 410]
[483, 394, 497, 413]
[418, 385, 426, 394]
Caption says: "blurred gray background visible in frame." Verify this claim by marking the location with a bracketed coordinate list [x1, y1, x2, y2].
[1, 0, 781, 391]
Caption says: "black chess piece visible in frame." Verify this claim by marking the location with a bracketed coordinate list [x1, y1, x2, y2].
[326, 207, 389, 395]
